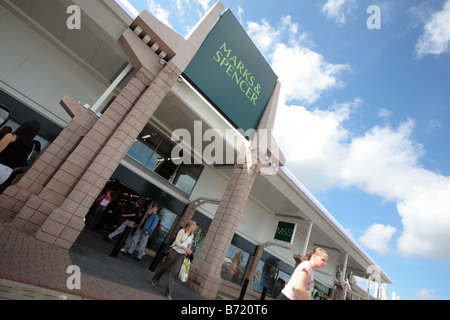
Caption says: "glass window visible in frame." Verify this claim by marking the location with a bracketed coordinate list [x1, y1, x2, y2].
[273, 270, 290, 298]
[146, 150, 163, 171]
[172, 165, 203, 194]
[125, 123, 204, 195]
[253, 260, 291, 298]
[127, 140, 153, 166]
[191, 225, 207, 260]
[253, 260, 266, 292]
[221, 244, 250, 285]
[147, 207, 178, 252]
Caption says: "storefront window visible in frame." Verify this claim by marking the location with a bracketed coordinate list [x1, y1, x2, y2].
[147, 207, 177, 252]
[128, 140, 153, 165]
[126, 124, 203, 195]
[274, 270, 290, 298]
[253, 260, 290, 298]
[191, 225, 207, 260]
[172, 165, 203, 194]
[221, 244, 250, 285]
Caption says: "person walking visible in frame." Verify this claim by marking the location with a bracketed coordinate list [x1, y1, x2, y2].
[122, 205, 160, 261]
[104, 200, 141, 241]
[86, 189, 113, 230]
[151, 220, 197, 300]
[0, 120, 40, 185]
[276, 248, 328, 300]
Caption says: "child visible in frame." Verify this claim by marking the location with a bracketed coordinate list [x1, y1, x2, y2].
[277, 248, 328, 300]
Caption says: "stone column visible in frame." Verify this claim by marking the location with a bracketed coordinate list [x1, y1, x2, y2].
[4, 67, 152, 237]
[244, 245, 264, 293]
[0, 62, 180, 250]
[34, 62, 181, 249]
[188, 162, 260, 299]
[165, 202, 197, 246]
[0, 97, 97, 224]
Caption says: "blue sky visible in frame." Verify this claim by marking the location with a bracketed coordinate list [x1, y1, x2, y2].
[123, 0, 450, 300]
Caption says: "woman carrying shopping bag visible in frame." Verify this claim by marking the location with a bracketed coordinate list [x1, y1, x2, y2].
[151, 220, 197, 300]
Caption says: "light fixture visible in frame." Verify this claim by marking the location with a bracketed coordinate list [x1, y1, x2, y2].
[159, 58, 167, 66]
[177, 77, 183, 83]
[143, 34, 151, 44]
[134, 26, 143, 36]
[151, 43, 159, 52]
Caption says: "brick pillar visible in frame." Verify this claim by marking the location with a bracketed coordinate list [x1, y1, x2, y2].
[1, 63, 180, 249]
[188, 162, 260, 299]
[244, 245, 264, 293]
[165, 202, 197, 246]
[0, 97, 97, 225]
[331, 283, 345, 300]
[6, 68, 152, 237]
[176, 203, 197, 231]
[34, 62, 181, 249]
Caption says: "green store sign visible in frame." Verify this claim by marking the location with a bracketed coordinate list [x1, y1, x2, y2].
[184, 9, 278, 131]
[274, 221, 297, 244]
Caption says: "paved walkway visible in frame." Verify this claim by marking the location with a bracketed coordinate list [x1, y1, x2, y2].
[0, 217, 205, 300]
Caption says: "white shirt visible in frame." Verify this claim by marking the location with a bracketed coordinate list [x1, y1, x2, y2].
[172, 229, 193, 254]
[174, 236, 192, 254]
[281, 261, 314, 300]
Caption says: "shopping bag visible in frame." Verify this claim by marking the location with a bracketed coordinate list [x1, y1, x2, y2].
[178, 257, 191, 282]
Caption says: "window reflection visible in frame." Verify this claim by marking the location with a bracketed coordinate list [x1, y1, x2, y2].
[253, 260, 290, 298]
[126, 124, 203, 195]
[221, 244, 250, 285]
[173, 165, 203, 193]
[191, 225, 207, 260]
[147, 207, 178, 252]
[128, 140, 153, 165]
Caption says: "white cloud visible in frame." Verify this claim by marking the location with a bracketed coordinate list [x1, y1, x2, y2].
[193, 0, 210, 12]
[396, 180, 450, 261]
[415, 288, 436, 300]
[247, 12, 450, 264]
[174, 0, 185, 16]
[415, 0, 450, 58]
[247, 19, 280, 54]
[274, 100, 356, 192]
[272, 44, 350, 104]
[167, 3, 450, 265]
[358, 224, 397, 255]
[236, 5, 245, 25]
[275, 99, 450, 263]
[339, 119, 425, 201]
[378, 108, 392, 121]
[147, 0, 172, 27]
[322, 0, 357, 25]
[246, 16, 350, 105]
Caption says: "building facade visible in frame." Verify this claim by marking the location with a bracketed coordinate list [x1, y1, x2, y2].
[0, 0, 391, 299]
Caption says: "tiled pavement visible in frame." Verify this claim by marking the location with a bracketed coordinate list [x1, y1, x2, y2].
[0, 216, 205, 301]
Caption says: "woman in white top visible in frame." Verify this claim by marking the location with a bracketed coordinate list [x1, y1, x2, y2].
[277, 248, 328, 300]
[151, 220, 196, 300]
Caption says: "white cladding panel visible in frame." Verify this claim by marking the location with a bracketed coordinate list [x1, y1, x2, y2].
[0, 5, 107, 124]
